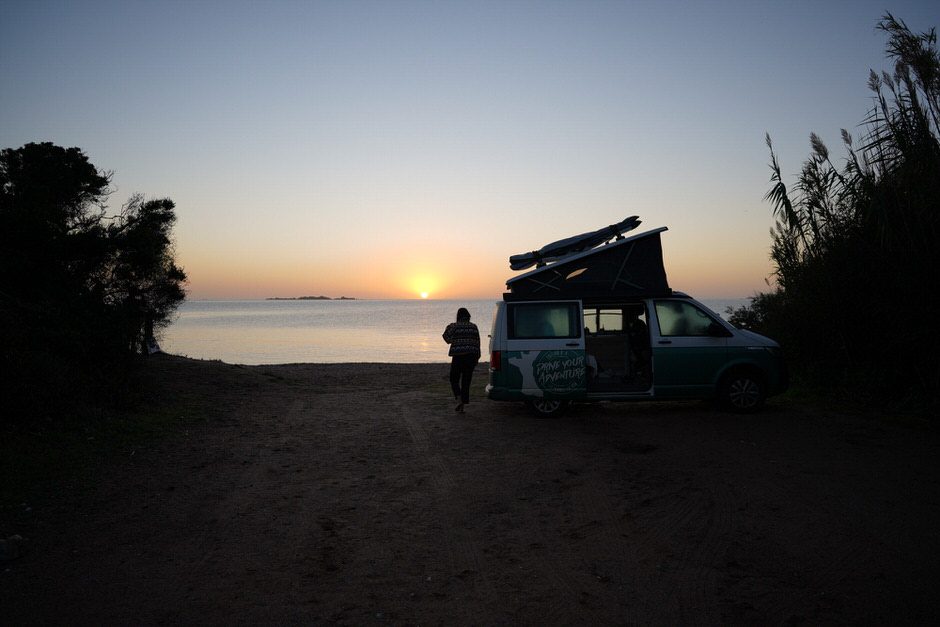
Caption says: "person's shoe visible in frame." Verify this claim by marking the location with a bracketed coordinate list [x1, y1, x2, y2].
[455, 402, 464, 412]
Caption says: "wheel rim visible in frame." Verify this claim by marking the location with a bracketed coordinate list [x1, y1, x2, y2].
[728, 378, 761, 409]
[533, 399, 562, 414]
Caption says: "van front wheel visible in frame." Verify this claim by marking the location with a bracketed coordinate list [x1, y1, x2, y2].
[721, 370, 765, 413]
[525, 399, 569, 418]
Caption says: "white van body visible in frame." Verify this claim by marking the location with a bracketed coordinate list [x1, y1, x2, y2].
[485, 292, 786, 415]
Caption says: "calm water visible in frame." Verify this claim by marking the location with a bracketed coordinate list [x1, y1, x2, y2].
[160, 297, 750, 365]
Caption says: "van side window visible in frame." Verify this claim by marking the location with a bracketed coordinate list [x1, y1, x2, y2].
[583, 308, 623, 335]
[654, 300, 718, 337]
[508, 303, 580, 339]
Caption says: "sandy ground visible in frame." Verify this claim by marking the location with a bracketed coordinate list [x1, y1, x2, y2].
[2, 354, 939, 624]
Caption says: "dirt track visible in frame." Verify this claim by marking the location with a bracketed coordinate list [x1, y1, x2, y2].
[2, 354, 939, 624]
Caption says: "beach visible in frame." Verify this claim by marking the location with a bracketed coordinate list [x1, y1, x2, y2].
[2, 354, 938, 623]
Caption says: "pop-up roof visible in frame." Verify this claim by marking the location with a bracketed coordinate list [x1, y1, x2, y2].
[505, 226, 671, 300]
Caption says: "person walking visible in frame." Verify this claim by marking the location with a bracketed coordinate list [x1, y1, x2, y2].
[442, 307, 481, 412]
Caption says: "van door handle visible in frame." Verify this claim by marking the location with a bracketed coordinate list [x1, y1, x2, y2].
[658, 340, 672, 345]
[565, 342, 579, 347]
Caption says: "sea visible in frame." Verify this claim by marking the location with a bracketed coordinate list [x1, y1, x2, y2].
[159, 297, 751, 365]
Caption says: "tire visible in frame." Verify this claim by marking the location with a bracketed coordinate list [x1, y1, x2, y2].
[721, 370, 766, 413]
[525, 399, 569, 418]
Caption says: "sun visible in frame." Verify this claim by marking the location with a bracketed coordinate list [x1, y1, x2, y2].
[407, 273, 440, 299]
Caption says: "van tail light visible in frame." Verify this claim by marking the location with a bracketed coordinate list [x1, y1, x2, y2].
[490, 350, 501, 371]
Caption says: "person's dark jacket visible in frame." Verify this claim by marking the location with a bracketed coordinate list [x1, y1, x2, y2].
[443, 320, 481, 357]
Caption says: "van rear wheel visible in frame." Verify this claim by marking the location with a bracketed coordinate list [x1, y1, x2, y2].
[721, 370, 765, 413]
[525, 399, 569, 418]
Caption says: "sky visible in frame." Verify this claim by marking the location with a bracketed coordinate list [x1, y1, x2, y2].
[2, 0, 937, 300]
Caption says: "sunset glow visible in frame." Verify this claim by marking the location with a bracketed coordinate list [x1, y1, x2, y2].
[4, 2, 933, 301]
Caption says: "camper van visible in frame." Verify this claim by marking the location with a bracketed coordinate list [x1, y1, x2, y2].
[485, 221, 787, 416]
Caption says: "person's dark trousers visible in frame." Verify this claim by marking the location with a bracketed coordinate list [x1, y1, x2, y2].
[450, 353, 478, 404]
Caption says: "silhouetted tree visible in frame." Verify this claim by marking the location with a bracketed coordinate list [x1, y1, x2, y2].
[0, 143, 111, 305]
[744, 14, 939, 408]
[104, 194, 187, 354]
[0, 142, 186, 422]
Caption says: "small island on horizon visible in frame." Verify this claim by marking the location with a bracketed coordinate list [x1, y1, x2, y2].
[266, 295, 357, 301]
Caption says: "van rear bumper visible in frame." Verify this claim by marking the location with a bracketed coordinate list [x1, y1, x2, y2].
[485, 383, 527, 402]
[486, 383, 584, 402]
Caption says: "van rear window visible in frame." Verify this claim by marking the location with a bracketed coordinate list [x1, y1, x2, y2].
[508, 302, 581, 339]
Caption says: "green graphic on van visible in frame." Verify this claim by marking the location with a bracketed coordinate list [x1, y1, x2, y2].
[532, 350, 585, 392]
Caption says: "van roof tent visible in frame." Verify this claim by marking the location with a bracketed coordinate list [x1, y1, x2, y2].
[504, 226, 671, 301]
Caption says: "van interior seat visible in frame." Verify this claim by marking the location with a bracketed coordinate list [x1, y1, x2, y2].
[587, 334, 629, 376]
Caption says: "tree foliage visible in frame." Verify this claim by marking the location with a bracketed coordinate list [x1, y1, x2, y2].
[741, 14, 940, 407]
[0, 142, 186, 422]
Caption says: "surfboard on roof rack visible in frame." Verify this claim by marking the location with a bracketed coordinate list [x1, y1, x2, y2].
[508, 215, 642, 271]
